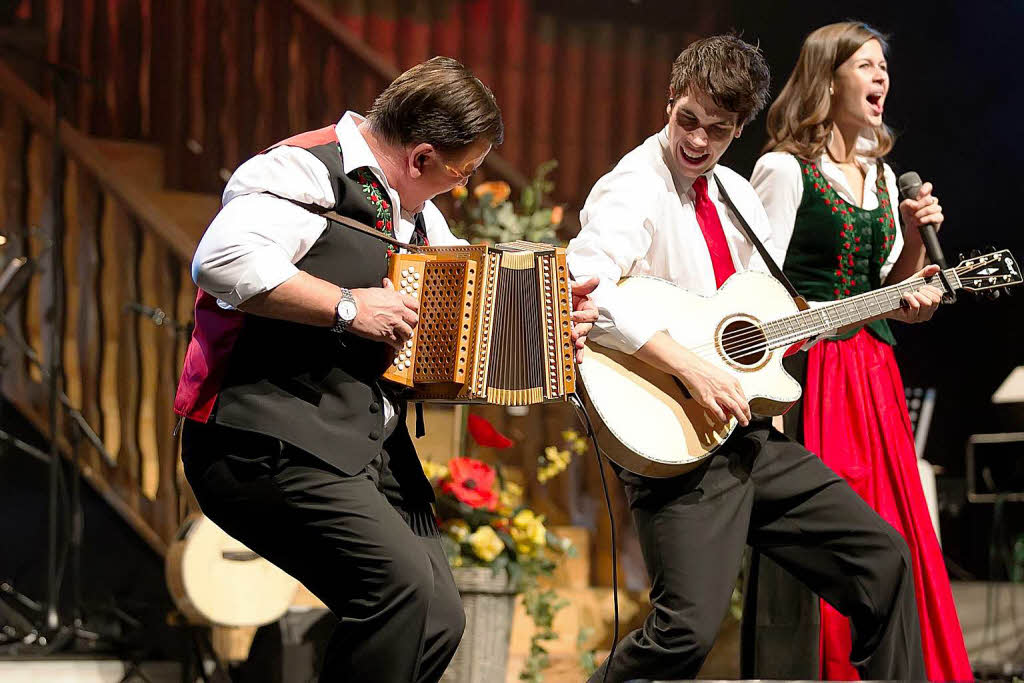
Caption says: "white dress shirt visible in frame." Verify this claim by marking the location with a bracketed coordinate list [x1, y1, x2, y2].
[192, 111, 467, 307]
[191, 111, 468, 428]
[566, 127, 786, 354]
[750, 148, 904, 289]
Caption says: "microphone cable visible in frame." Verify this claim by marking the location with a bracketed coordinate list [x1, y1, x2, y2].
[569, 392, 618, 683]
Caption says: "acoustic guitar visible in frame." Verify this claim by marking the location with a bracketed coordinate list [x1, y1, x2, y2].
[578, 249, 1021, 477]
[165, 513, 298, 627]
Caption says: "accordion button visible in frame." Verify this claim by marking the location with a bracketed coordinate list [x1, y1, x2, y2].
[369, 403, 380, 414]
[413, 282, 420, 289]
[413, 272, 420, 280]
[403, 360, 411, 368]
[401, 268, 409, 277]
[406, 340, 413, 348]
[401, 279, 408, 287]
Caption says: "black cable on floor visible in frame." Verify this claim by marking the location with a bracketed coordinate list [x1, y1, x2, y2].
[569, 392, 618, 683]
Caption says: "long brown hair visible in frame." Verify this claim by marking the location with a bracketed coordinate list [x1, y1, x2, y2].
[763, 22, 893, 160]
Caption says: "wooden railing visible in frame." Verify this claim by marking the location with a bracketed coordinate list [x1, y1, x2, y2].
[40, 0, 728, 206]
[0, 61, 197, 555]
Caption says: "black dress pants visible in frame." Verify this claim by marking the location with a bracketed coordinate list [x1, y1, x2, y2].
[589, 421, 925, 683]
[181, 420, 465, 683]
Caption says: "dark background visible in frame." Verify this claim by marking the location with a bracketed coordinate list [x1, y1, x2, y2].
[720, 0, 1024, 579]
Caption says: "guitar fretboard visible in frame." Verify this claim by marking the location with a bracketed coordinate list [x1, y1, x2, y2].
[763, 268, 961, 348]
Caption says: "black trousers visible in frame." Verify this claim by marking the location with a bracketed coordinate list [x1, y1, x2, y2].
[181, 420, 465, 683]
[589, 421, 925, 683]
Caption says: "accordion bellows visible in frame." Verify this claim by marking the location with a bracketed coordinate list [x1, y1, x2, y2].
[383, 241, 576, 405]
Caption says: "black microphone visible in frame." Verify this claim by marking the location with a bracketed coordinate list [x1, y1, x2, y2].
[897, 171, 947, 269]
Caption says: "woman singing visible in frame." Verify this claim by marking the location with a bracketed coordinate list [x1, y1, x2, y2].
[742, 21, 972, 682]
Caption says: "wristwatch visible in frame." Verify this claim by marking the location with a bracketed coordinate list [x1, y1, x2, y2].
[332, 288, 358, 333]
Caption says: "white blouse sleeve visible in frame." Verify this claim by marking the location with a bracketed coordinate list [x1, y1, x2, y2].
[750, 152, 804, 261]
[880, 162, 904, 283]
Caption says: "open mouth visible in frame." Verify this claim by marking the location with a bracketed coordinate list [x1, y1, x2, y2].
[866, 93, 884, 115]
[680, 148, 710, 166]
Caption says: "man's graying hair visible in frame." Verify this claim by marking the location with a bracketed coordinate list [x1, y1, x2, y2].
[669, 35, 771, 125]
[367, 56, 504, 152]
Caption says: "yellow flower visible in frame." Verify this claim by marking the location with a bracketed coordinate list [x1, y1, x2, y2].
[451, 185, 468, 200]
[444, 519, 470, 543]
[499, 480, 524, 510]
[510, 509, 547, 556]
[421, 459, 449, 482]
[560, 430, 587, 454]
[452, 555, 464, 567]
[468, 525, 504, 563]
[473, 180, 511, 207]
[550, 205, 564, 225]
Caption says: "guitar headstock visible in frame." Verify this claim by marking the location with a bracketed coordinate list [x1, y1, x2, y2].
[955, 249, 1021, 299]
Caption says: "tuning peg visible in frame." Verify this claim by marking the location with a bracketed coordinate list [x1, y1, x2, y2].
[957, 252, 967, 263]
[985, 290, 1001, 301]
[969, 248, 982, 259]
[1003, 286, 1014, 297]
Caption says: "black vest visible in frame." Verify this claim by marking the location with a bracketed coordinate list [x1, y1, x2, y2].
[212, 141, 431, 501]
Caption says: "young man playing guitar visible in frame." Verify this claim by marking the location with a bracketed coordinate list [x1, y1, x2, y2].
[567, 35, 937, 682]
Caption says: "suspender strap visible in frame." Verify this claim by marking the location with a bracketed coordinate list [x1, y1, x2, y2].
[711, 172, 808, 310]
[320, 208, 426, 253]
[263, 191, 426, 253]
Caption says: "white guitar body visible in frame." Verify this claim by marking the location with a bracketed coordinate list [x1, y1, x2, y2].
[165, 513, 299, 627]
[578, 272, 803, 478]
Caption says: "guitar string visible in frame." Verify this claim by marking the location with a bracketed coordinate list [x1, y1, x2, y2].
[675, 264, 996, 359]
[692, 270, 1005, 360]
[681, 274, 944, 356]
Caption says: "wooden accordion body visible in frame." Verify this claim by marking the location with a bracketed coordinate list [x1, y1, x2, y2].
[382, 241, 576, 405]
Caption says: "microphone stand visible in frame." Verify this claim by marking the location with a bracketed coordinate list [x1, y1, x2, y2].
[0, 40, 115, 655]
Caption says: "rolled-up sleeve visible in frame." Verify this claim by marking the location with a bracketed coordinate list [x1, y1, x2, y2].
[566, 174, 662, 353]
[191, 146, 335, 308]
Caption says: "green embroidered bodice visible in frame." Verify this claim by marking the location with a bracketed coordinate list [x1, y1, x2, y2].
[782, 158, 898, 344]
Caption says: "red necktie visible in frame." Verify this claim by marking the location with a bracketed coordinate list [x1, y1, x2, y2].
[692, 175, 736, 289]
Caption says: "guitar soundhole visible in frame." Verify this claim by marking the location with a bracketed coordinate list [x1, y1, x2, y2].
[720, 319, 767, 367]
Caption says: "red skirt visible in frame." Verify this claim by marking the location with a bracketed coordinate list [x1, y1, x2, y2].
[802, 328, 972, 681]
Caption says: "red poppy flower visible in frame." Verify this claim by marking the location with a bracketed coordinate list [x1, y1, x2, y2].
[467, 414, 514, 449]
[442, 457, 498, 510]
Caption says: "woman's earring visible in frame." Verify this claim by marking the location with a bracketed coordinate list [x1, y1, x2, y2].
[829, 84, 834, 96]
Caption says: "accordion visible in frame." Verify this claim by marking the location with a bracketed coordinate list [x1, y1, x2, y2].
[382, 241, 576, 405]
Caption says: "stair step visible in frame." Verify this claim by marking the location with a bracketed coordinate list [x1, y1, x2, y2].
[505, 650, 609, 683]
[149, 190, 222, 245]
[543, 525, 591, 591]
[509, 586, 648, 656]
[92, 139, 165, 190]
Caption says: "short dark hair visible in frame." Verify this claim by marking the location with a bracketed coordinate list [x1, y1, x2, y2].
[669, 35, 771, 125]
[367, 57, 504, 152]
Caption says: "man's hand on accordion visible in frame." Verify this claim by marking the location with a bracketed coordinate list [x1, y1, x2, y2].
[569, 276, 599, 364]
[349, 278, 420, 349]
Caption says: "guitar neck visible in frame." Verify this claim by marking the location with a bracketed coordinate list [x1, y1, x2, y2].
[764, 267, 961, 349]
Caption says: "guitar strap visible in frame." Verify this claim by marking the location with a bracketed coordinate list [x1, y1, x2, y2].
[712, 172, 809, 310]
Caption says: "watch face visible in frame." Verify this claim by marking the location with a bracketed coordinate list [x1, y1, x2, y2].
[338, 300, 358, 322]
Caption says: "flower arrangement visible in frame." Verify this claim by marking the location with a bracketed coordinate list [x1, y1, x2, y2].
[425, 455, 571, 588]
[423, 414, 593, 681]
[449, 161, 564, 245]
